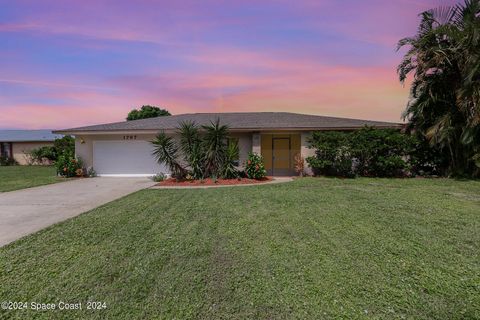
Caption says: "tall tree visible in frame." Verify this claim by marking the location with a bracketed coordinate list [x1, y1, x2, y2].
[127, 105, 171, 121]
[397, 0, 480, 176]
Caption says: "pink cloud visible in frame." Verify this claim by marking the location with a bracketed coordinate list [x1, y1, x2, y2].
[2, 0, 432, 129]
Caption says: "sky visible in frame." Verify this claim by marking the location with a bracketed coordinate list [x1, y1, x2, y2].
[0, 0, 457, 129]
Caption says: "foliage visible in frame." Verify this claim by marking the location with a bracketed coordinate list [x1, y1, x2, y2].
[222, 140, 240, 179]
[151, 119, 238, 179]
[408, 134, 449, 176]
[53, 135, 75, 156]
[306, 131, 355, 177]
[178, 121, 203, 179]
[397, 0, 480, 177]
[293, 153, 305, 176]
[202, 119, 229, 177]
[27, 146, 56, 164]
[306, 127, 445, 177]
[87, 167, 97, 178]
[244, 152, 267, 179]
[0, 156, 18, 166]
[350, 127, 414, 177]
[151, 172, 166, 182]
[28, 136, 75, 164]
[55, 152, 84, 177]
[127, 105, 171, 121]
[151, 133, 187, 179]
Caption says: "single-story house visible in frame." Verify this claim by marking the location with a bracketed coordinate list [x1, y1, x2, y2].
[0, 130, 63, 165]
[55, 112, 402, 176]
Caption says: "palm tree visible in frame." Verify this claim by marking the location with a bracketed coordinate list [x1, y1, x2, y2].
[397, 0, 480, 176]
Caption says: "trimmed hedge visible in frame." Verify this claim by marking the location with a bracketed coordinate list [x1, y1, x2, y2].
[306, 127, 446, 177]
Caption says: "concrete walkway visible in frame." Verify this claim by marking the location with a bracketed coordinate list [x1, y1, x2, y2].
[150, 177, 294, 189]
[0, 178, 155, 247]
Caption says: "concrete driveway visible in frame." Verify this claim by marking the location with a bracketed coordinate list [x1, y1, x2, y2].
[0, 178, 155, 247]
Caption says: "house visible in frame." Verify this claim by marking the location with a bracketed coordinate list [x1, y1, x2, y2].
[55, 112, 402, 176]
[0, 130, 63, 165]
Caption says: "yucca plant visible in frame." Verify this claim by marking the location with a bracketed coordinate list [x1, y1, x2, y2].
[151, 118, 237, 179]
[202, 119, 229, 178]
[151, 132, 188, 179]
[221, 140, 240, 179]
[178, 121, 204, 179]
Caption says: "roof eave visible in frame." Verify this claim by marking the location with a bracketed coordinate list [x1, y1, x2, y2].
[54, 124, 403, 135]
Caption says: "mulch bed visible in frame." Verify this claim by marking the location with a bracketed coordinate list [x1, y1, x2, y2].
[156, 177, 272, 186]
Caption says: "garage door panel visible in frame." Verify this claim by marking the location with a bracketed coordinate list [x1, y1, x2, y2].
[93, 141, 167, 176]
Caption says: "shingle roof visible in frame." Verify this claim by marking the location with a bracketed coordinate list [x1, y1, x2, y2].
[0, 130, 63, 142]
[55, 112, 402, 133]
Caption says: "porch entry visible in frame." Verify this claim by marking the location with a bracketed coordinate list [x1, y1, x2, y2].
[261, 134, 301, 176]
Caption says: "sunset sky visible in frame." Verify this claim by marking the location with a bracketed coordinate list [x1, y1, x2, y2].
[0, 0, 457, 129]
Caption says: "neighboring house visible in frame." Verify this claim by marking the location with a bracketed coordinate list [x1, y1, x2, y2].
[55, 112, 402, 176]
[0, 130, 63, 165]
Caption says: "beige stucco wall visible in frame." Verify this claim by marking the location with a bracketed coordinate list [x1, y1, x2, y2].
[301, 131, 315, 175]
[12, 142, 54, 165]
[75, 132, 253, 171]
[74, 131, 313, 175]
[231, 133, 252, 169]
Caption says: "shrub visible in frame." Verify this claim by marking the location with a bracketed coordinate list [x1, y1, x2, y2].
[87, 167, 97, 178]
[54, 135, 75, 156]
[0, 156, 18, 166]
[221, 140, 239, 179]
[306, 127, 446, 178]
[56, 152, 83, 177]
[151, 119, 239, 180]
[244, 153, 267, 179]
[306, 131, 355, 177]
[27, 136, 75, 164]
[293, 153, 305, 176]
[151, 172, 166, 182]
[350, 127, 413, 177]
[409, 136, 448, 176]
[28, 146, 56, 164]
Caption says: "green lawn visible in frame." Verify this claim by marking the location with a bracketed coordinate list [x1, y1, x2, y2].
[0, 166, 63, 192]
[1, 178, 479, 319]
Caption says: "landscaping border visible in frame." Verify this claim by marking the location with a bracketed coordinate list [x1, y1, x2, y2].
[149, 177, 294, 189]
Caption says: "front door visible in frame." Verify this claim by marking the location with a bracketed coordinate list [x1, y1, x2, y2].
[272, 138, 290, 176]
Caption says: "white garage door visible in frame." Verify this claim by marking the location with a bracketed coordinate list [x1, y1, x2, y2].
[93, 140, 168, 176]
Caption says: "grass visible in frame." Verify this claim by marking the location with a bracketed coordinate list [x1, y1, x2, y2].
[0, 166, 63, 192]
[0, 178, 479, 319]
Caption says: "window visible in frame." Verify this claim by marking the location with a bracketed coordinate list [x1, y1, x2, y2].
[0, 142, 12, 158]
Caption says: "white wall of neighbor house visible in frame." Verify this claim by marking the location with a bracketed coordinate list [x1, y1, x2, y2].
[301, 131, 315, 175]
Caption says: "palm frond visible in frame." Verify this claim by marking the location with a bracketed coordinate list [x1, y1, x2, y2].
[202, 118, 229, 177]
[151, 132, 187, 178]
